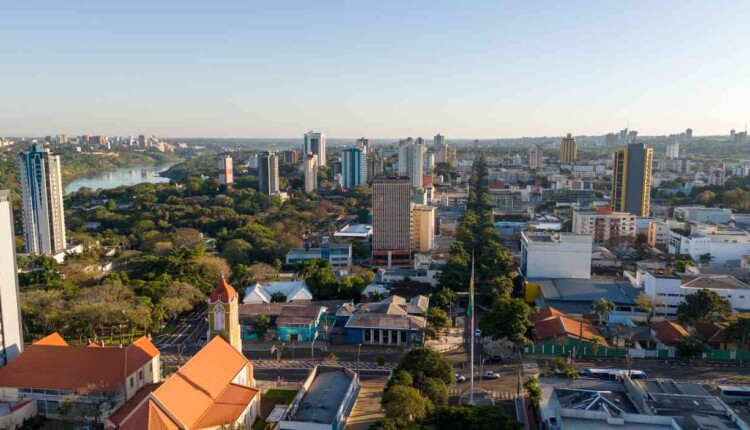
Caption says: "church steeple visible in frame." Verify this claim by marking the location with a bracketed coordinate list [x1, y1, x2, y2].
[207, 276, 242, 353]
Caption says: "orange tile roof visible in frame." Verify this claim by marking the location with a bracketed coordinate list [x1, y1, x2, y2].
[116, 337, 258, 430]
[109, 383, 163, 427]
[88, 342, 103, 348]
[651, 320, 689, 347]
[533, 307, 608, 346]
[211, 277, 238, 302]
[0, 335, 159, 392]
[119, 400, 179, 430]
[33, 332, 68, 346]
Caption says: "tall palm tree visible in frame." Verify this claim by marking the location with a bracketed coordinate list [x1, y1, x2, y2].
[592, 298, 616, 324]
[698, 253, 714, 267]
[590, 336, 602, 358]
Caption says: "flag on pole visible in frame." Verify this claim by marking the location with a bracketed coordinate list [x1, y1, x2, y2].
[466, 271, 474, 317]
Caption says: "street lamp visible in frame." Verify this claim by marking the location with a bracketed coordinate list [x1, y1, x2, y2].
[357, 344, 362, 377]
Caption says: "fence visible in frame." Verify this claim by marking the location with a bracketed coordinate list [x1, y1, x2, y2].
[524, 342, 750, 362]
[523, 343, 628, 358]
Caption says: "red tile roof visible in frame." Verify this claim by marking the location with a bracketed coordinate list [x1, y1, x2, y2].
[211, 277, 238, 302]
[119, 400, 179, 430]
[108, 383, 163, 427]
[0, 334, 159, 392]
[651, 321, 689, 347]
[33, 333, 68, 346]
[533, 307, 608, 346]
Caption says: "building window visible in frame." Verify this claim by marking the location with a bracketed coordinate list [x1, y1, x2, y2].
[130, 377, 134, 388]
[214, 306, 226, 331]
[139, 370, 143, 380]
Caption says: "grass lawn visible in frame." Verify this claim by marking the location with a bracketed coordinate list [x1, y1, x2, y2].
[264, 389, 298, 405]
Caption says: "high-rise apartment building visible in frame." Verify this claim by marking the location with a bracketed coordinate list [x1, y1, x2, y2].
[560, 133, 577, 164]
[0, 191, 23, 366]
[398, 138, 425, 189]
[304, 131, 326, 167]
[17, 144, 66, 255]
[628, 130, 638, 144]
[341, 147, 365, 190]
[258, 152, 280, 195]
[372, 177, 412, 268]
[611, 142, 653, 217]
[56, 134, 68, 144]
[686, 128, 693, 140]
[248, 154, 259, 169]
[572, 208, 637, 243]
[304, 154, 318, 193]
[412, 204, 435, 253]
[219, 154, 234, 185]
[356, 137, 371, 154]
[528, 145, 542, 169]
[424, 152, 435, 173]
[281, 149, 300, 165]
[367, 152, 383, 183]
[604, 133, 616, 148]
[619, 129, 629, 147]
[708, 165, 726, 186]
[434, 134, 445, 162]
[138, 135, 147, 148]
[666, 138, 680, 159]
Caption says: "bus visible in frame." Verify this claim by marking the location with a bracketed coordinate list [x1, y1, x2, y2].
[719, 386, 750, 405]
[581, 368, 647, 380]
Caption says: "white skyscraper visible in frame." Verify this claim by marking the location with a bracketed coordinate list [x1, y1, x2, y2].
[666, 138, 680, 159]
[0, 190, 23, 365]
[304, 131, 326, 167]
[398, 138, 425, 189]
[17, 144, 66, 254]
[528, 145, 542, 169]
[219, 154, 234, 185]
[304, 153, 318, 193]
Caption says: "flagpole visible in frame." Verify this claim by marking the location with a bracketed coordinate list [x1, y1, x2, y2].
[469, 253, 475, 405]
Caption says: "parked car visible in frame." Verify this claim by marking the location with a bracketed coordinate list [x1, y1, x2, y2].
[484, 370, 500, 379]
[475, 329, 482, 337]
[489, 355, 504, 363]
[455, 373, 466, 383]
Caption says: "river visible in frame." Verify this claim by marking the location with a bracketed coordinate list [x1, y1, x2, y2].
[64, 162, 180, 194]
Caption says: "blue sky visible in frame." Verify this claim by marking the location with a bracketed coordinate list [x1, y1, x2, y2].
[1, 1, 749, 138]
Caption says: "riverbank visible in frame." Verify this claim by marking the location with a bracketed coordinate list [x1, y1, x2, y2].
[60, 151, 183, 185]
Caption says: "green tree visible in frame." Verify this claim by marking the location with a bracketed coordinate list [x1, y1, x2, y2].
[590, 336, 602, 358]
[635, 293, 663, 325]
[481, 276, 514, 300]
[416, 378, 448, 407]
[525, 377, 541, 407]
[425, 307, 449, 333]
[370, 418, 420, 430]
[270, 292, 287, 303]
[430, 288, 457, 311]
[386, 370, 413, 390]
[221, 239, 253, 266]
[427, 405, 521, 430]
[382, 385, 431, 422]
[296, 259, 339, 299]
[673, 259, 696, 273]
[676, 288, 731, 325]
[723, 318, 750, 349]
[592, 298, 616, 323]
[698, 253, 715, 267]
[396, 348, 454, 386]
[478, 296, 532, 345]
[676, 336, 709, 360]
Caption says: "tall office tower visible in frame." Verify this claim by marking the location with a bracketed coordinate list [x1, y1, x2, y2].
[398, 138, 425, 188]
[628, 130, 639, 144]
[281, 149, 300, 165]
[411, 204, 435, 253]
[708, 165, 726, 186]
[304, 131, 326, 167]
[367, 152, 383, 182]
[56, 134, 68, 144]
[258, 152, 280, 195]
[605, 133, 618, 148]
[416, 137, 426, 146]
[341, 147, 365, 190]
[17, 144, 66, 255]
[304, 154, 318, 193]
[424, 152, 435, 173]
[618, 129, 628, 147]
[372, 177, 412, 268]
[735, 131, 748, 145]
[356, 137, 371, 155]
[248, 153, 259, 169]
[559, 133, 577, 164]
[218, 154, 234, 185]
[666, 138, 680, 159]
[91, 135, 106, 146]
[434, 134, 445, 162]
[731, 129, 737, 140]
[686, 128, 693, 140]
[611, 142, 654, 217]
[528, 145, 542, 169]
[137, 134, 146, 148]
[0, 191, 22, 366]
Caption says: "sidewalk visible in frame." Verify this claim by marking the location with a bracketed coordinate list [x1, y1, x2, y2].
[425, 327, 464, 352]
[242, 340, 328, 352]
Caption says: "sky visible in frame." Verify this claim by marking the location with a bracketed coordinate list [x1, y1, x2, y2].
[2, 1, 749, 139]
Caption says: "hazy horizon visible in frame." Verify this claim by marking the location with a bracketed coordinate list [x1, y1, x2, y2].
[2, 1, 749, 137]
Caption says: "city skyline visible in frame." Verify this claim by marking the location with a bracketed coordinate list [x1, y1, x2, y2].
[2, 1, 750, 137]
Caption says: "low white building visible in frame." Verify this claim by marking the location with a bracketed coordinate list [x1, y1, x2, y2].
[243, 281, 313, 304]
[647, 219, 685, 249]
[521, 232, 592, 279]
[668, 222, 750, 267]
[674, 206, 732, 224]
[643, 270, 750, 315]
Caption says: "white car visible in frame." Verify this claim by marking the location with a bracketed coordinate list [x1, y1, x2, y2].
[475, 329, 482, 337]
[484, 370, 500, 379]
[455, 373, 466, 383]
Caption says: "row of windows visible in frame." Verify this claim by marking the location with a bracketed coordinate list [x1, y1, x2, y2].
[657, 292, 745, 299]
